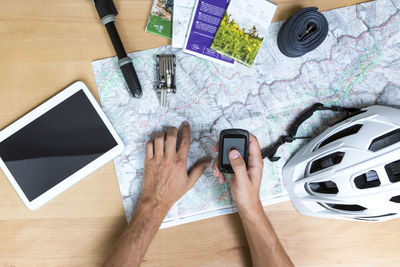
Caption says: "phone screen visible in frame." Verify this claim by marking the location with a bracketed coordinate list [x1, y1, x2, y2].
[222, 137, 246, 165]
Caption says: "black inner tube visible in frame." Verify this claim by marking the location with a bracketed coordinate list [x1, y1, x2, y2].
[277, 7, 329, 58]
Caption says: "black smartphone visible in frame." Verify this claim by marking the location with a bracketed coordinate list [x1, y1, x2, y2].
[218, 129, 250, 174]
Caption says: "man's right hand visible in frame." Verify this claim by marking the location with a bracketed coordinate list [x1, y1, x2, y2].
[212, 134, 264, 213]
[213, 134, 294, 267]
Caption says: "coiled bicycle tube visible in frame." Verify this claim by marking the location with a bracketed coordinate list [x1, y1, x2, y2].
[277, 7, 328, 58]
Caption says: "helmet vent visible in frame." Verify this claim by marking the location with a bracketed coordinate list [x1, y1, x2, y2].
[354, 170, 380, 189]
[369, 129, 400, 152]
[354, 218, 378, 221]
[390, 195, 400, 203]
[385, 160, 400, 183]
[318, 124, 362, 149]
[310, 152, 344, 174]
[309, 181, 338, 194]
[356, 213, 397, 219]
[325, 203, 366, 211]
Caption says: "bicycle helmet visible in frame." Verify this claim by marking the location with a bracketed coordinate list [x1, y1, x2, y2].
[282, 105, 400, 222]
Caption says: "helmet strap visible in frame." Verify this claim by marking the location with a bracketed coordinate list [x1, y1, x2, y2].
[261, 103, 361, 162]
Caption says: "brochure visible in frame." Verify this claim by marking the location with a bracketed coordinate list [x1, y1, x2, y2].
[145, 0, 174, 39]
[211, 0, 277, 67]
[172, 0, 196, 48]
[183, 0, 235, 66]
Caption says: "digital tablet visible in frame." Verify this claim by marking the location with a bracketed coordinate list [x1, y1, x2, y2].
[0, 81, 124, 210]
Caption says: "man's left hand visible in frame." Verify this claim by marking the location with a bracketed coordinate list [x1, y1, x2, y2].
[139, 121, 210, 213]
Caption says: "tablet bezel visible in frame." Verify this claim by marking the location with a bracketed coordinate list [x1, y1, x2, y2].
[0, 81, 124, 210]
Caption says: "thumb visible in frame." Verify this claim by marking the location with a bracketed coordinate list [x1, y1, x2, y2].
[188, 160, 210, 188]
[229, 150, 248, 179]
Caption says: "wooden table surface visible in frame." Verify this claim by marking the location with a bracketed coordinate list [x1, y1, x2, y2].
[1, 0, 399, 266]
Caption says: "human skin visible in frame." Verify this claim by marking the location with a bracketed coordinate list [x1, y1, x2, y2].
[103, 124, 293, 267]
[212, 134, 293, 267]
[103, 122, 210, 267]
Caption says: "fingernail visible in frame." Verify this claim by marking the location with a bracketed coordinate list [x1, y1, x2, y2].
[219, 178, 223, 184]
[213, 168, 217, 176]
[182, 121, 189, 126]
[229, 150, 240, 160]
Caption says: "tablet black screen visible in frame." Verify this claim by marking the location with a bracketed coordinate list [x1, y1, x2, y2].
[0, 90, 118, 201]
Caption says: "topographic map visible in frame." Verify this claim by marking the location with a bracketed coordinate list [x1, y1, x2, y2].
[92, 0, 400, 228]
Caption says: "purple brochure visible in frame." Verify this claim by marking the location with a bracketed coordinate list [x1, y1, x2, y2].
[183, 0, 235, 66]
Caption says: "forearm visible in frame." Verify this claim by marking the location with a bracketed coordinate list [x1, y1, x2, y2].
[103, 200, 169, 267]
[239, 202, 293, 267]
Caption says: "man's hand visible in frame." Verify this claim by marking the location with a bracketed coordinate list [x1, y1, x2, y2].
[212, 134, 263, 213]
[140, 121, 210, 212]
[103, 122, 210, 267]
[212, 133, 293, 267]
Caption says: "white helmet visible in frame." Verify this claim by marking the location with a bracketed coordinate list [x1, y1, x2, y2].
[282, 105, 400, 222]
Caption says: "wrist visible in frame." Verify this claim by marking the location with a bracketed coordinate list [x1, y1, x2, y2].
[237, 199, 264, 219]
[137, 197, 170, 218]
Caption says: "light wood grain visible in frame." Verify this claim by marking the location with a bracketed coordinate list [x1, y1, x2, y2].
[2, 0, 398, 266]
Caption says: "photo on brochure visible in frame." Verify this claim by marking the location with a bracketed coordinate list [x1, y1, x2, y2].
[145, 0, 174, 39]
[211, 0, 276, 67]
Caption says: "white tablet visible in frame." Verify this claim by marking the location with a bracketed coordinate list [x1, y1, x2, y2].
[0, 81, 124, 210]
